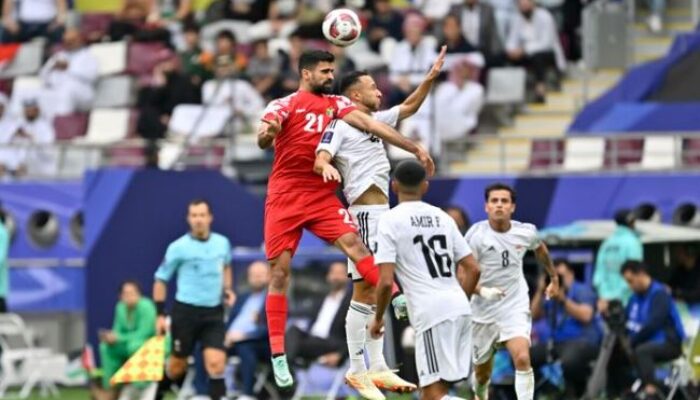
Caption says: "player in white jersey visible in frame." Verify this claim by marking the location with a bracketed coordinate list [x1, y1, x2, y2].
[465, 183, 559, 400]
[369, 160, 481, 400]
[312, 48, 447, 399]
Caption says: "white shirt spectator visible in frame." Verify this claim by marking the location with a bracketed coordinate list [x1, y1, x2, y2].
[309, 290, 346, 339]
[39, 47, 99, 115]
[461, 6, 481, 46]
[0, 108, 56, 176]
[202, 79, 265, 132]
[435, 79, 484, 142]
[389, 37, 438, 87]
[18, 0, 58, 23]
[506, 7, 566, 70]
[414, 0, 462, 20]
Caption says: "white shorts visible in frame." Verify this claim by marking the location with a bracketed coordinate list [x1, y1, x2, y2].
[347, 204, 389, 281]
[472, 310, 532, 365]
[415, 315, 472, 388]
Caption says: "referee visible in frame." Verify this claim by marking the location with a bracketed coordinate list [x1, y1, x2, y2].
[153, 199, 235, 400]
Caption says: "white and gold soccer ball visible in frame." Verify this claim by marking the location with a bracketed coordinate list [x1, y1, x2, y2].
[322, 8, 362, 47]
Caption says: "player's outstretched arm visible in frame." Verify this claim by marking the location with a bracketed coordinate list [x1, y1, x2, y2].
[153, 279, 169, 335]
[369, 262, 395, 339]
[535, 242, 559, 299]
[342, 110, 435, 175]
[397, 45, 446, 121]
[257, 117, 280, 149]
[456, 254, 480, 298]
[313, 150, 341, 183]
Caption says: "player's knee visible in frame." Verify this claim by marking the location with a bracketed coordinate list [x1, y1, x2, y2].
[513, 351, 531, 370]
[269, 264, 290, 290]
[339, 233, 370, 260]
[205, 358, 226, 376]
[352, 281, 375, 304]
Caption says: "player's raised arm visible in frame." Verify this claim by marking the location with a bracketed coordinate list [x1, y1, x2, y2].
[397, 45, 446, 121]
[341, 110, 435, 175]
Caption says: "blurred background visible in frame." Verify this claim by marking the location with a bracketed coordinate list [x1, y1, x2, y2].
[0, 0, 698, 399]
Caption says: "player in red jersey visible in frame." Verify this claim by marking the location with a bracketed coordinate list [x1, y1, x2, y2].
[257, 50, 434, 389]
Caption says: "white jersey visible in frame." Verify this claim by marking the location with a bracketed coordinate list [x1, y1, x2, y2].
[315, 106, 399, 204]
[465, 220, 541, 324]
[375, 201, 473, 333]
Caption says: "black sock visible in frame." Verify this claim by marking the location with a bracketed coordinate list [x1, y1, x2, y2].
[209, 377, 226, 400]
[155, 373, 185, 400]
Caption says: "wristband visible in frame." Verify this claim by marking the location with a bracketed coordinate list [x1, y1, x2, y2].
[155, 301, 167, 316]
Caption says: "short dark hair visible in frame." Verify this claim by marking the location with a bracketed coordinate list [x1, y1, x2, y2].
[216, 30, 236, 42]
[484, 183, 516, 203]
[183, 22, 200, 34]
[393, 159, 426, 188]
[621, 260, 647, 275]
[614, 209, 635, 228]
[189, 198, 212, 213]
[338, 70, 369, 95]
[120, 279, 142, 294]
[298, 50, 335, 75]
[553, 258, 573, 272]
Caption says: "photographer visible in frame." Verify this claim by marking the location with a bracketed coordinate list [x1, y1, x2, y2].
[609, 261, 685, 399]
[531, 259, 602, 397]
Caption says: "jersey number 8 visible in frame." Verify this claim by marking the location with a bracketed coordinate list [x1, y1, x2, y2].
[413, 234, 452, 279]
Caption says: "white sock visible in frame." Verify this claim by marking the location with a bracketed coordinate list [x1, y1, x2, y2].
[473, 378, 490, 400]
[440, 396, 466, 400]
[346, 300, 371, 374]
[514, 369, 534, 400]
[366, 304, 389, 372]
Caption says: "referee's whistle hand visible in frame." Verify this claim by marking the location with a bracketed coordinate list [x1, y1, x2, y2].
[156, 316, 168, 335]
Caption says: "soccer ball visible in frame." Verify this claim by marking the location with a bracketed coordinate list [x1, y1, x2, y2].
[322, 9, 362, 47]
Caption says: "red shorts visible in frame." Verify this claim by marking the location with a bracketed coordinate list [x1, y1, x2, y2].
[264, 190, 357, 260]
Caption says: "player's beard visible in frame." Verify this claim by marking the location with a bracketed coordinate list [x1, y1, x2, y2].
[312, 79, 334, 94]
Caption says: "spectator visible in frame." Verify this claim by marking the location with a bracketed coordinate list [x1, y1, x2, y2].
[506, 0, 565, 103]
[435, 54, 484, 143]
[247, 38, 282, 99]
[278, 30, 304, 95]
[388, 13, 437, 105]
[646, 0, 664, 33]
[38, 29, 99, 116]
[0, 99, 55, 178]
[443, 205, 471, 235]
[98, 281, 157, 394]
[329, 45, 356, 77]
[212, 30, 247, 79]
[668, 244, 700, 305]
[1, 0, 66, 43]
[136, 53, 200, 141]
[149, 0, 193, 23]
[221, 0, 271, 23]
[108, 0, 171, 45]
[286, 262, 352, 368]
[0, 206, 8, 313]
[449, 0, 505, 67]
[531, 260, 602, 398]
[609, 261, 685, 399]
[178, 24, 213, 87]
[223, 260, 270, 400]
[414, 0, 462, 24]
[440, 14, 478, 56]
[367, 0, 404, 53]
[594, 209, 643, 314]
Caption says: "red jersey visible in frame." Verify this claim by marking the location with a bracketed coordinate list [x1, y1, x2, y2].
[262, 90, 356, 195]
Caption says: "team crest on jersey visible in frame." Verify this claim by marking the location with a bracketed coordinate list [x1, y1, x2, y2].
[325, 107, 334, 117]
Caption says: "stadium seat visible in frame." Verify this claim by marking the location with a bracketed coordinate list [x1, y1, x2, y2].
[127, 42, 173, 77]
[604, 138, 644, 168]
[89, 41, 127, 76]
[562, 137, 605, 171]
[0, 39, 45, 78]
[168, 104, 231, 138]
[485, 68, 526, 105]
[108, 145, 145, 167]
[530, 139, 564, 169]
[200, 20, 253, 48]
[53, 113, 89, 141]
[82, 108, 130, 144]
[93, 75, 135, 108]
[682, 138, 700, 167]
[641, 136, 676, 170]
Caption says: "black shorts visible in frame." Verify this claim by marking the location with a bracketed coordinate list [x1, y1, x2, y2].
[170, 301, 226, 357]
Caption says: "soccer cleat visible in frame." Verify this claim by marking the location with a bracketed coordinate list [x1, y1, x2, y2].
[271, 354, 294, 388]
[368, 369, 417, 393]
[345, 372, 386, 400]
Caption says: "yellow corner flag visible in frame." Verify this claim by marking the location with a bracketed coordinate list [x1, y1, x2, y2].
[110, 336, 166, 385]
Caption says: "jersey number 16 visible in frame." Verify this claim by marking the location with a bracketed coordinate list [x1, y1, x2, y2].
[413, 234, 452, 279]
